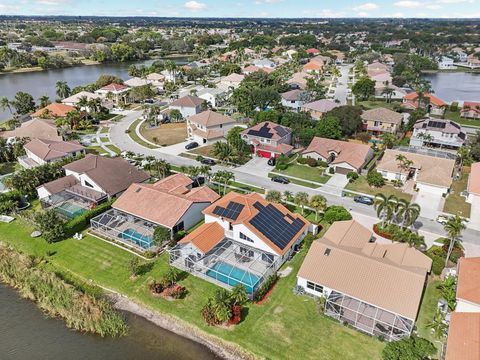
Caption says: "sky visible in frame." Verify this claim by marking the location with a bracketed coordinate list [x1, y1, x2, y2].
[0, 0, 479, 18]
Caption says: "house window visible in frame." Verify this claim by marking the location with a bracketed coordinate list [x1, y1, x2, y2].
[240, 232, 254, 243]
[262, 253, 274, 264]
[239, 247, 254, 258]
[306, 281, 323, 293]
[84, 180, 94, 188]
[173, 221, 184, 233]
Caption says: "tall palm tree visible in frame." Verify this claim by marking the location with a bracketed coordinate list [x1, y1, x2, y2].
[374, 194, 397, 226]
[38, 95, 51, 109]
[198, 165, 212, 184]
[395, 199, 421, 228]
[294, 192, 309, 215]
[444, 215, 467, 267]
[56, 81, 71, 100]
[165, 60, 177, 84]
[230, 284, 248, 307]
[265, 190, 282, 203]
[283, 191, 293, 203]
[212, 142, 236, 164]
[0, 96, 13, 115]
[309, 194, 327, 221]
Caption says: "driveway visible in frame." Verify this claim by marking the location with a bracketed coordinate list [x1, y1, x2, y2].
[325, 173, 349, 189]
[469, 200, 480, 231]
[161, 141, 195, 156]
[236, 156, 273, 178]
[414, 190, 444, 219]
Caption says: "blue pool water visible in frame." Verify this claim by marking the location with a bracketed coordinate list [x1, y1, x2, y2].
[121, 228, 153, 249]
[206, 262, 260, 294]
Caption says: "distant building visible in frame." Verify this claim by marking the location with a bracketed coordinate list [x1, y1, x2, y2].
[402, 92, 447, 116]
[186, 110, 237, 144]
[301, 99, 339, 120]
[438, 56, 456, 70]
[361, 108, 403, 135]
[461, 101, 480, 119]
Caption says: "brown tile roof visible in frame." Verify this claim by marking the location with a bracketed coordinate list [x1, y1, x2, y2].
[0, 119, 61, 141]
[281, 89, 307, 101]
[303, 61, 323, 71]
[361, 108, 403, 125]
[446, 312, 480, 360]
[188, 110, 236, 127]
[178, 222, 225, 253]
[468, 162, 480, 196]
[298, 220, 431, 320]
[39, 174, 78, 195]
[303, 137, 373, 171]
[113, 174, 219, 228]
[202, 192, 309, 256]
[302, 99, 339, 113]
[255, 142, 294, 155]
[99, 83, 129, 92]
[170, 95, 205, 108]
[242, 121, 292, 141]
[32, 103, 76, 118]
[63, 154, 150, 196]
[456, 257, 480, 305]
[24, 139, 84, 161]
[377, 149, 455, 188]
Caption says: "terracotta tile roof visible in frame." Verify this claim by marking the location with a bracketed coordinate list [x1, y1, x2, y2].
[377, 149, 455, 188]
[99, 83, 129, 92]
[306, 48, 320, 54]
[113, 174, 219, 228]
[446, 312, 480, 360]
[403, 92, 447, 107]
[303, 137, 373, 171]
[24, 138, 84, 161]
[298, 220, 431, 320]
[361, 108, 403, 125]
[32, 103, 76, 118]
[0, 119, 61, 141]
[468, 162, 480, 196]
[188, 110, 236, 127]
[178, 222, 225, 253]
[456, 257, 480, 305]
[202, 192, 309, 256]
[462, 101, 480, 114]
[255, 142, 293, 155]
[303, 61, 323, 71]
[242, 121, 292, 141]
[63, 154, 150, 196]
[170, 95, 205, 108]
[302, 99, 339, 113]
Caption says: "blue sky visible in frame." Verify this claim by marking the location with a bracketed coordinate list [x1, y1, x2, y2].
[0, 0, 479, 18]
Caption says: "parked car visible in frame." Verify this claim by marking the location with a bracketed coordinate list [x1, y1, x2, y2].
[271, 176, 290, 184]
[353, 195, 374, 205]
[185, 142, 199, 150]
[190, 176, 205, 187]
[436, 215, 449, 225]
[200, 158, 216, 166]
[267, 157, 276, 166]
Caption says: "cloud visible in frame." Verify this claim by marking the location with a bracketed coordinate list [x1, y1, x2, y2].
[183, 1, 207, 11]
[255, 0, 283, 3]
[394, 0, 421, 7]
[353, 2, 379, 11]
[35, 0, 67, 5]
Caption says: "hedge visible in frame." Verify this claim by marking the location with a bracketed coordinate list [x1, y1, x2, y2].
[253, 274, 279, 302]
[65, 199, 115, 236]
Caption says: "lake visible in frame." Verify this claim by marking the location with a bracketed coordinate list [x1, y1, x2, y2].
[0, 57, 188, 122]
[422, 71, 480, 103]
[0, 284, 219, 360]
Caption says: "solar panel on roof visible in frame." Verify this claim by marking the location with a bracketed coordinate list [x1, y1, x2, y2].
[247, 123, 273, 139]
[250, 202, 305, 250]
[212, 201, 245, 221]
[273, 125, 289, 138]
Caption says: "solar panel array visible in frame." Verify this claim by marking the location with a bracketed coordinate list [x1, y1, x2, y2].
[427, 120, 446, 129]
[274, 125, 290, 138]
[247, 123, 273, 139]
[212, 201, 245, 220]
[250, 202, 305, 250]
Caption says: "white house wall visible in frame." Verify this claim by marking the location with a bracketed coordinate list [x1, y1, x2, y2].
[78, 174, 105, 194]
[416, 182, 448, 196]
[178, 202, 212, 230]
[456, 299, 480, 312]
[233, 223, 278, 256]
[36, 186, 52, 200]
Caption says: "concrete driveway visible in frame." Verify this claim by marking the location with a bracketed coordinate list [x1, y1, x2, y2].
[414, 190, 444, 219]
[160, 140, 195, 156]
[326, 173, 349, 188]
[236, 156, 273, 178]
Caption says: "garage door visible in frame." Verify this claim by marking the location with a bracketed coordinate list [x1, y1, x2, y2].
[335, 166, 352, 175]
[257, 150, 272, 158]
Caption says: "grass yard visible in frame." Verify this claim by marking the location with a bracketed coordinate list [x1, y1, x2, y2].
[0, 219, 384, 360]
[127, 119, 159, 149]
[268, 173, 321, 189]
[442, 110, 480, 128]
[106, 144, 121, 155]
[140, 122, 187, 146]
[86, 146, 108, 155]
[272, 164, 330, 184]
[100, 137, 110, 143]
[189, 144, 217, 158]
[444, 172, 471, 217]
[345, 176, 413, 201]
[357, 100, 399, 111]
[100, 126, 110, 134]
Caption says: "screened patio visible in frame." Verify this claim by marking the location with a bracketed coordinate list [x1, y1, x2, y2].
[169, 239, 280, 295]
[325, 290, 414, 341]
[90, 208, 159, 250]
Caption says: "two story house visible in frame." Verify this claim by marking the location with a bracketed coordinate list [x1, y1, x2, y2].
[281, 89, 310, 111]
[241, 121, 293, 158]
[301, 99, 339, 120]
[169, 95, 205, 119]
[361, 108, 403, 135]
[410, 118, 466, 149]
[461, 101, 480, 119]
[403, 92, 447, 116]
[187, 110, 237, 144]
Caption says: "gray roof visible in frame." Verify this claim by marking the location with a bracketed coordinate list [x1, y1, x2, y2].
[302, 99, 339, 113]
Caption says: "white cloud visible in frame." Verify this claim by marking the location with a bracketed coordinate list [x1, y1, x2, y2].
[353, 2, 379, 11]
[35, 0, 67, 5]
[183, 1, 207, 11]
[394, 0, 421, 7]
[357, 11, 370, 16]
[255, 0, 283, 4]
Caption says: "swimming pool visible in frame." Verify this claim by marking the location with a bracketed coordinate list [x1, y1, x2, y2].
[55, 202, 87, 219]
[120, 228, 153, 249]
[206, 262, 260, 294]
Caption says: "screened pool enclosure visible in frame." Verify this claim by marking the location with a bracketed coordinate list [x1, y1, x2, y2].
[169, 239, 280, 295]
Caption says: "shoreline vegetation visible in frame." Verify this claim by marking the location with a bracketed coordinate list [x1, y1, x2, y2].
[0, 243, 127, 338]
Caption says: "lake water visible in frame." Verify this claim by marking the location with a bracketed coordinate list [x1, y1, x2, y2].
[0, 284, 219, 360]
[422, 72, 480, 103]
[0, 57, 188, 122]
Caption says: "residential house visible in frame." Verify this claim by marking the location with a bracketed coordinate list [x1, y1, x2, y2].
[220, 73, 245, 89]
[301, 99, 339, 120]
[187, 110, 237, 144]
[0, 118, 62, 142]
[376, 149, 456, 195]
[467, 162, 480, 230]
[252, 58, 276, 69]
[281, 89, 310, 111]
[361, 108, 403, 135]
[91, 173, 220, 250]
[169, 95, 205, 119]
[145, 73, 165, 89]
[94, 83, 130, 106]
[197, 85, 229, 108]
[19, 138, 85, 169]
[438, 56, 456, 70]
[37, 154, 150, 219]
[467, 54, 480, 68]
[366, 62, 389, 77]
[303, 60, 323, 74]
[303, 137, 374, 174]
[402, 92, 447, 116]
[452, 48, 468, 62]
[283, 49, 297, 59]
[306, 48, 321, 56]
[31, 103, 76, 119]
[241, 121, 293, 158]
[286, 71, 311, 90]
[170, 192, 312, 294]
[124, 77, 151, 88]
[461, 101, 480, 119]
[297, 220, 432, 341]
[410, 118, 466, 149]
[61, 91, 102, 108]
[242, 65, 274, 75]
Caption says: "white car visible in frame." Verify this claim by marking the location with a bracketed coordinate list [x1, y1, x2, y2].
[436, 215, 449, 225]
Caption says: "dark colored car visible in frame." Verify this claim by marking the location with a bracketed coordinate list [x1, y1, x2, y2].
[200, 158, 216, 166]
[353, 195, 374, 205]
[267, 157, 276, 166]
[271, 176, 290, 184]
[190, 176, 205, 187]
[185, 142, 199, 150]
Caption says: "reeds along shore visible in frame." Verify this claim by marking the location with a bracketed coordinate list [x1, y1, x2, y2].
[0, 243, 127, 337]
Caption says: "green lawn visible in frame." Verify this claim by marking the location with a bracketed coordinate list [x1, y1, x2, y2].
[0, 219, 384, 360]
[442, 110, 480, 128]
[444, 172, 471, 217]
[100, 126, 110, 134]
[357, 100, 399, 111]
[272, 164, 330, 184]
[268, 173, 320, 189]
[86, 146, 108, 155]
[100, 137, 110, 143]
[345, 176, 413, 201]
[106, 144, 122, 155]
[128, 119, 160, 149]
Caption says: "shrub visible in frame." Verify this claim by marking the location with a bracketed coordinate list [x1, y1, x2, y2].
[128, 256, 141, 276]
[328, 167, 335, 174]
[65, 199, 114, 237]
[305, 157, 318, 167]
[143, 250, 155, 259]
[346, 171, 359, 182]
[253, 274, 279, 302]
[302, 233, 316, 250]
[175, 230, 187, 241]
[382, 335, 436, 360]
[317, 160, 328, 167]
[431, 256, 445, 275]
[297, 157, 307, 165]
[34, 209, 65, 243]
[367, 170, 385, 187]
[276, 163, 288, 170]
[153, 227, 171, 247]
[323, 205, 352, 224]
[163, 284, 186, 299]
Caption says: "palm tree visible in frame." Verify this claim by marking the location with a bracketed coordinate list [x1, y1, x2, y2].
[56, 81, 71, 100]
[38, 95, 51, 109]
[211, 289, 233, 323]
[309, 194, 327, 221]
[395, 199, 421, 228]
[283, 190, 293, 202]
[212, 142, 236, 164]
[265, 190, 282, 203]
[213, 170, 234, 195]
[165, 60, 177, 84]
[427, 309, 447, 340]
[0, 96, 13, 115]
[443, 215, 467, 267]
[294, 192, 309, 215]
[382, 86, 394, 103]
[374, 194, 398, 226]
[152, 159, 170, 179]
[230, 284, 248, 307]
[198, 165, 212, 184]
